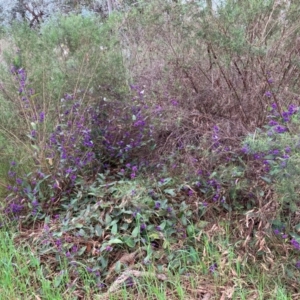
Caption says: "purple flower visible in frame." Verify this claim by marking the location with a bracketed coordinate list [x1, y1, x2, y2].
[31, 130, 37, 138]
[213, 125, 219, 132]
[39, 112, 45, 123]
[105, 246, 113, 252]
[291, 239, 300, 250]
[71, 245, 78, 253]
[265, 91, 272, 97]
[140, 223, 147, 231]
[16, 178, 22, 185]
[296, 261, 300, 269]
[271, 149, 280, 156]
[288, 104, 297, 115]
[271, 103, 277, 110]
[8, 171, 16, 178]
[154, 202, 161, 209]
[282, 111, 290, 122]
[125, 276, 134, 288]
[212, 194, 219, 201]
[268, 120, 278, 126]
[132, 166, 138, 172]
[209, 263, 217, 273]
[241, 145, 249, 154]
[274, 125, 287, 134]
[171, 99, 178, 106]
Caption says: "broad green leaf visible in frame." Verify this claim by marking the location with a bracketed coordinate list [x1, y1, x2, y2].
[260, 176, 271, 184]
[78, 246, 87, 256]
[164, 189, 176, 197]
[124, 237, 135, 248]
[108, 238, 123, 245]
[105, 214, 112, 225]
[111, 223, 118, 235]
[149, 233, 160, 240]
[95, 224, 103, 237]
[295, 223, 300, 232]
[132, 226, 140, 238]
[181, 214, 187, 226]
[163, 239, 170, 250]
[54, 274, 64, 288]
[187, 225, 194, 236]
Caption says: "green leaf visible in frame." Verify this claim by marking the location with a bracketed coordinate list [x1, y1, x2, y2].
[197, 221, 209, 229]
[132, 226, 140, 238]
[124, 237, 136, 248]
[149, 233, 160, 240]
[108, 238, 123, 245]
[164, 189, 176, 197]
[263, 155, 274, 160]
[260, 176, 271, 184]
[95, 224, 103, 237]
[159, 221, 166, 230]
[163, 239, 170, 250]
[115, 261, 121, 272]
[53, 274, 64, 288]
[111, 223, 118, 235]
[78, 229, 86, 236]
[180, 214, 187, 226]
[187, 225, 194, 236]
[105, 214, 112, 225]
[295, 223, 300, 233]
[30, 122, 37, 130]
[78, 246, 87, 256]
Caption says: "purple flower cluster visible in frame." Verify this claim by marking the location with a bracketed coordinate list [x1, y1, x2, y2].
[268, 103, 298, 133]
[291, 239, 300, 251]
[212, 125, 220, 149]
[207, 178, 221, 201]
[90, 85, 155, 166]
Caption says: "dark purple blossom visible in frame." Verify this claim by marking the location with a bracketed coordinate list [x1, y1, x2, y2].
[39, 112, 45, 123]
[291, 239, 300, 250]
[105, 246, 113, 252]
[274, 125, 287, 134]
[268, 120, 278, 126]
[209, 263, 218, 273]
[265, 91, 272, 97]
[170, 99, 178, 106]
